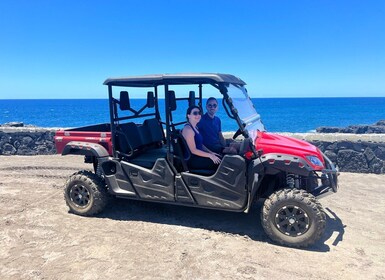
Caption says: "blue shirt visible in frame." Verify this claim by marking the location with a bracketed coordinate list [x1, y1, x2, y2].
[197, 113, 222, 150]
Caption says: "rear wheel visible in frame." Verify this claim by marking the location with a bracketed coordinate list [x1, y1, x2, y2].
[64, 170, 109, 216]
[261, 189, 326, 247]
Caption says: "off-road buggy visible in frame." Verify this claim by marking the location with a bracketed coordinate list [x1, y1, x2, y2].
[55, 73, 338, 247]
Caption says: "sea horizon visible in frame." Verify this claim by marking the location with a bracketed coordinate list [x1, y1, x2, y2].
[1, 97, 384, 133]
[1, 96, 385, 100]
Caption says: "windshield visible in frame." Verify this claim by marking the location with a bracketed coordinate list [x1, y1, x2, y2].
[226, 84, 265, 141]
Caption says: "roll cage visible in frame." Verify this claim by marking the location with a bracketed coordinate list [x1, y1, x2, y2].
[103, 73, 255, 162]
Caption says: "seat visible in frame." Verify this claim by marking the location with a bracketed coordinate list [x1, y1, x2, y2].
[129, 147, 167, 169]
[143, 118, 165, 145]
[115, 120, 167, 168]
[115, 122, 142, 157]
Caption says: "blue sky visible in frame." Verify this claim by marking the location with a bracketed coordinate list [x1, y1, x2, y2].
[0, 0, 384, 99]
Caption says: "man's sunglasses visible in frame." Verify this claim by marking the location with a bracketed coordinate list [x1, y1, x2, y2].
[207, 104, 217, 108]
[191, 111, 201, 116]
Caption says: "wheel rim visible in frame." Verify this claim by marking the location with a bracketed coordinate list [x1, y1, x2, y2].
[69, 184, 91, 208]
[274, 205, 310, 236]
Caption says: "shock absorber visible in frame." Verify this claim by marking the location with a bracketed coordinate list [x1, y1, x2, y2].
[286, 173, 295, 188]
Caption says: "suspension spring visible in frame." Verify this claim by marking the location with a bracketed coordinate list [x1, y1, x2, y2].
[286, 173, 295, 188]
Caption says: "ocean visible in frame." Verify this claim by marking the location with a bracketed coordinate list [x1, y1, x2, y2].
[1, 98, 384, 133]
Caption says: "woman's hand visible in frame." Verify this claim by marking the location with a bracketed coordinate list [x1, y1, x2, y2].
[209, 154, 221, 164]
[210, 152, 222, 157]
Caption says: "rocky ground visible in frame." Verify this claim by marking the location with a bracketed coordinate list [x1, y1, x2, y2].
[1, 155, 385, 280]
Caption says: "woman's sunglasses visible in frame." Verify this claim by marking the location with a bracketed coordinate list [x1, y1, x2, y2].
[191, 111, 201, 116]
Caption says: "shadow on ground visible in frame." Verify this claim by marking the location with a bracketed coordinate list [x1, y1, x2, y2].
[95, 198, 345, 252]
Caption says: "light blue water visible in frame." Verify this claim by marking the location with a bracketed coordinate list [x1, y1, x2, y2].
[1, 98, 384, 132]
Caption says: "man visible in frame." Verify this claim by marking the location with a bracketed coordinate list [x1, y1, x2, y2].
[197, 97, 226, 154]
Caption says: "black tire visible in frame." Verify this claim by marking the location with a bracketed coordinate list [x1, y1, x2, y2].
[261, 189, 326, 248]
[64, 170, 109, 216]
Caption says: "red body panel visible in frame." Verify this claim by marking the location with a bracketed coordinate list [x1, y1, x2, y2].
[255, 131, 325, 170]
[54, 130, 113, 155]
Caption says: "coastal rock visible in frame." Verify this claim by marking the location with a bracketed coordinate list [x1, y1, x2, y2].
[374, 146, 385, 160]
[1, 122, 24, 127]
[364, 147, 376, 162]
[308, 139, 385, 174]
[337, 150, 369, 173]
[369, 158, 384, 174]
[316, 120, 385, 134]
[2, 143, 17, 155]
[0, 128, 56, 156]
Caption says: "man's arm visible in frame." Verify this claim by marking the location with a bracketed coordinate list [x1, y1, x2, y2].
[218, 118, 226, 146]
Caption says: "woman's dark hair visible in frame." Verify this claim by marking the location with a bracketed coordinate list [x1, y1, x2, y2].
[186, 105, 201, 120]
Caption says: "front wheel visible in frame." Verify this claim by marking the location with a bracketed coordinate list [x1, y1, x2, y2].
[64, 170, 109, 216]
[261, 189, 326, 248]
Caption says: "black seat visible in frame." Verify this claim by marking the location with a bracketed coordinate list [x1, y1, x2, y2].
[115, 120, 167, 168]
[129, 147, 167, 169]
[115, 122, 142, 157]
[143, 118, 165, 145]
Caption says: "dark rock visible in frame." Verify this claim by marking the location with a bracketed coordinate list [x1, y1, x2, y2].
[352, 142, 365, 152]
[316, 127, 341, 133]
[0, 133, 11, 146]
[364, 147, 376, 162]
[316, 120, 385, 134]
[2, 143, 17, 155]
[0, 128, 56, 156]
[326, 142, 338, 150]
[16, 146, 37, 155]
[368, 158, 384, 174]
[337, 141, 354, 150]
[2, 122, 24, 127]
[374, 146, 385, 160]
[337, 150, 369, 173]
[21, 136, 34, 146]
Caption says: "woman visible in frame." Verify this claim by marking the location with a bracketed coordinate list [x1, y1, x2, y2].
[182, 105, 222, 170]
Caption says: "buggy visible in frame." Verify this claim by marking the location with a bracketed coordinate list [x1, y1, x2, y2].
[55, 73, 338, 247]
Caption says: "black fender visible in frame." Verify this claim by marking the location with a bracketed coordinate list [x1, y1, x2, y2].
[258, 153, 314, 176]
[248, 154, 314, 200]
[62, 141, 109, 158]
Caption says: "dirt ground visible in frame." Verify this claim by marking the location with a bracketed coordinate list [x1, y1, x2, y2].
[1, 155, 385, 280]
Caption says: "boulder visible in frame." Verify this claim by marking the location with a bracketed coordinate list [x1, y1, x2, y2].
[2, 143, 17, 155]
[337, 150, 369, 173]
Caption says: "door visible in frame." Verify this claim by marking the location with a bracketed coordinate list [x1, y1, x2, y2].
[181, 155, 248, 210]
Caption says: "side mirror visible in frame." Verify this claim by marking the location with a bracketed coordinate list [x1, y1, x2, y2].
[147, 91, 155, 108]
[189, 91, 195, 107]
[119, 91, 130, 111]
[168, 90, 177, 111]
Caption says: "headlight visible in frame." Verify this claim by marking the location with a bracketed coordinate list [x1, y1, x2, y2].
[306, 156, 324, 167]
